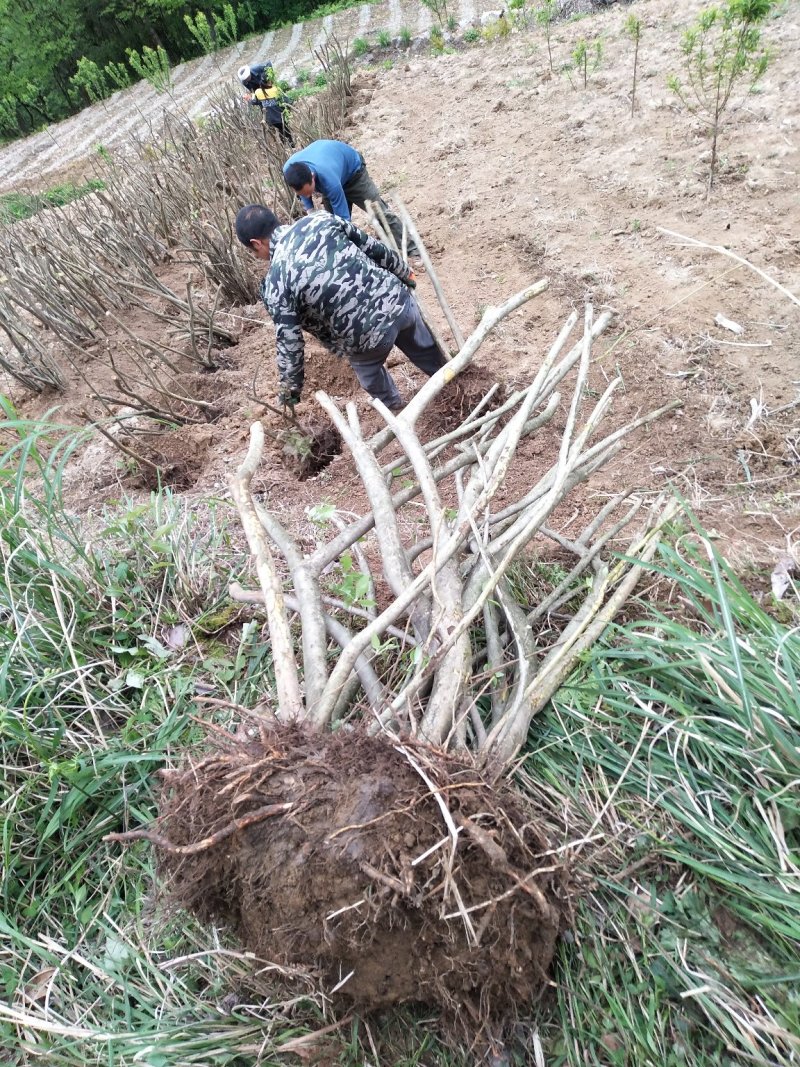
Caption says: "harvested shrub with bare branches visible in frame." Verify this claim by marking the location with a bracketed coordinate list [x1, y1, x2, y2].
[108, 279, 678, 1036]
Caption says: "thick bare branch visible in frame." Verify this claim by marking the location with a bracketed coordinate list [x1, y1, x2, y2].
[229, 423, 303, 721]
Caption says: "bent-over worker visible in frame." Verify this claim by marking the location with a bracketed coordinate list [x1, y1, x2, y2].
[282, 139, 418, 256]
[235, 204, 446, 411]
[237, 62, 293, 146]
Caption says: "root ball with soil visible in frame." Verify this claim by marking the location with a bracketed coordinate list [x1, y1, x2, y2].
[152, 727, 564, 1017]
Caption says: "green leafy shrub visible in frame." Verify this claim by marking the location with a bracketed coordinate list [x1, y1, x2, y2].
[184, 10, 215, 54]
[482, 14, 511, 42]
[103, 61, 132, 92]
[430, 24, 445, 53]
[295, 68, 310, 85]
[70, 58, 109, 104]
[463, 26, 480, 43]
[126, 45, 171, 92]
[212, 3, 238, 48]
[352, 37, 369, 56]
[668, 0, 773, 188]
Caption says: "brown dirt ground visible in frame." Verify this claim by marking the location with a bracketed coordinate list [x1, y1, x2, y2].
[9, 0, 800, 570]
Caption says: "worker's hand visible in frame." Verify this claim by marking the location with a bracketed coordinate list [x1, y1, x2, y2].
[404, 271, 417, 289]
[278, 388, 301, 410]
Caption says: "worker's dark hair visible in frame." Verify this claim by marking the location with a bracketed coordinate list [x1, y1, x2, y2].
[235, 204, 280, 247]
[284, 161, 313, 191]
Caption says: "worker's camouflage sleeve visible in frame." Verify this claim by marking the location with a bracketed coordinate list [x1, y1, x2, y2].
[260, 213, 413, 397]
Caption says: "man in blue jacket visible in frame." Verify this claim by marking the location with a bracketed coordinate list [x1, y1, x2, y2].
[283, 139, 418, 256]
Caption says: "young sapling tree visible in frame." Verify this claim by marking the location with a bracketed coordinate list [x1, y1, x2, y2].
[570, 37, 602, 89]
[537, 0, 556, 73]
[668, 0, 773, 188]
[421, 0, 450, 30]
[625, 14, 642, 116]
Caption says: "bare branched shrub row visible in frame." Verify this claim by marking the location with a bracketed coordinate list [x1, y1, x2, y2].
[0, 44, 352, 419]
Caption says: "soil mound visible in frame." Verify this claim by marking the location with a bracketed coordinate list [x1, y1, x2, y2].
[157, 727, 566, 1024]
[275, 417, 343, 480]
[418, 363, 508, 440]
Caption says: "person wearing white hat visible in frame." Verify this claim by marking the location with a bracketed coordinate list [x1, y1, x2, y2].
[237, 62, 293, 146]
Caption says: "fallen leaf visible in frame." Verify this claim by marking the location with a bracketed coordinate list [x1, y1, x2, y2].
[164, 623, 190, 650]
[22, 967, 57, 1003]
[715, 312, 744, 335]
[771, 555, 798, 600]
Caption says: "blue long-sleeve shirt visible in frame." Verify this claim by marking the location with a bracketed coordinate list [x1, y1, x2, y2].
[283, 139, 363, 220]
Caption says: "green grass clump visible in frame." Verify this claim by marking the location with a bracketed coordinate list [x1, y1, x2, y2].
[352, 36, 369, 57]
[399, 26, 412, 47]
[523, 526, 800, 1065]
[0, 411, 298, 1063]
[377, 28, 392, 47]
[0, 179, 105, 225]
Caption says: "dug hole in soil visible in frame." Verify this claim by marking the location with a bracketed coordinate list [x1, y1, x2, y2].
[157, 726, 566, 1024]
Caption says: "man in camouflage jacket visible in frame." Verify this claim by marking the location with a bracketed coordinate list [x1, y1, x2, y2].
[235, 204, 446, 411]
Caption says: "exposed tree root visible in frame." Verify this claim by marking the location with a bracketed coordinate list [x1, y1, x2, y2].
[144, 727, 566, 1024]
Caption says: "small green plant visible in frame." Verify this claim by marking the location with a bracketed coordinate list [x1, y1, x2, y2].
[625, 13, 643, 116]
[184, 10, 215, 53]
[569, 37, 602, 88]
[70, 57, 110, 104]
[330, 551, 374, 609]
[509, 0, 532, 28]
[536, 0, 557, 73]
[212, 2, 238, 48]
[382, 58, 394, 70]
[668, 0, 773, 188]
[377, 28, 392, 47]
[103, 61, 132, 92]
[463, 26, 480, 43]
[313, 70, 327, 87]
[631, 217, 642, 232]
[447, 14, 458, 32]
[295, 67, 310, 85]
[352, 37, 369, 57]
[430, 24, 445, 52]
[482, 13, 511, 42]
[126, 45, 171, 92]
[421, 0, 450, 30]
[399, 26, 412, 47]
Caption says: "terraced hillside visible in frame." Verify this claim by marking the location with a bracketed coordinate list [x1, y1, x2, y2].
[0, 0, 496, 190]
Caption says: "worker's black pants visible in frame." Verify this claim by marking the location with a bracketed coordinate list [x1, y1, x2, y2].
[349, 296, 447, 410]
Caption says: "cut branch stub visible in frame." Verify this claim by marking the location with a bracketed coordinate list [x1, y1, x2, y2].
[230, 297, 679, 766]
